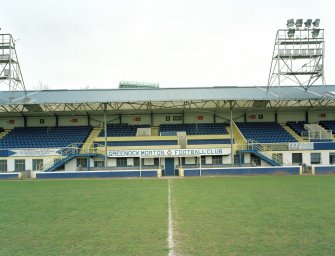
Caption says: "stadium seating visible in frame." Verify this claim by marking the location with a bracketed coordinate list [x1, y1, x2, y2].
[319, 120, 335, 134]
[98, 124, 150, 137]
[286, 121, 308, 136]
[159, 123, 228, 135]
[236, 122, 297, 143]
[0, 126, 93, 149]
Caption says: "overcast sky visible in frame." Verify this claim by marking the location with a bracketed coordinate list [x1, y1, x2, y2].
[1, 0, 334, 90]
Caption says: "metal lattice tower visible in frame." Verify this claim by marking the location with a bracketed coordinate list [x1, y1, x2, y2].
[267, 19, 325, 91]
[0, 33, 27, 100]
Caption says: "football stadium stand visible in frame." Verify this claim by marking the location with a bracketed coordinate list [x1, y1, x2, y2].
[0, 85, 334, 176]
[319, 120, 335, 134]
[98, 124, 150, 137]
[236, 122, 297, 143]
[0, 126, 92, 149]
[159, 123, 228, 135]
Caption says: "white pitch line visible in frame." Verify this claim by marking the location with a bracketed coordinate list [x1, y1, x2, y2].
[168, 178, 175, 256]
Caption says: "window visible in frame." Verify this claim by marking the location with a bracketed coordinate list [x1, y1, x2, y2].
[15, 159, 25, 172]
[117, 158, 127, 167]
[292, 153, 302, 165]
[0, 160, 7, 172]
[173, 116, 182, 121]
[310, 153, 321, 164]
[142, 158, 159, 166]
[32, 159, 43, 171]
[212, 156, 222, 165]
[76, 158, 88, 168]
[329, 153, 335, 165]
[134, 158, 140, 167]
[94, 159, 105, 168]
[251, 154, 261, 166]
[166, 116, 170, 121]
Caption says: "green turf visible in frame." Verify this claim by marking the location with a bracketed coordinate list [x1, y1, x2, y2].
[0, 179, 168, 256]
[171, 176, 335, 256]
[1, 176, 335, 256]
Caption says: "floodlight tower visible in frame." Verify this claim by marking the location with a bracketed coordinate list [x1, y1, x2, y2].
[267, 19, 325, 91]
[0, 31, 27, 100]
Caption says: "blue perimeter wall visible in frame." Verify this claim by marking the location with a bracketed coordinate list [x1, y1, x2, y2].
[315, 166, 335, 174]
[36, 170, 157, 179]
[181, 166, 301, 176]
[0, 172, 21, 179]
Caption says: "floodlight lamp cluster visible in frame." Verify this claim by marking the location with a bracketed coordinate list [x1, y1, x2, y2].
[286, 18, 320, 29]
[286, 18, 321, 38]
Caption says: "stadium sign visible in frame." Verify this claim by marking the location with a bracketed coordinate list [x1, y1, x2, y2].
[108, 148, 230, 158]
[7, 148, 61, 157]
[288, 142, 313, 151]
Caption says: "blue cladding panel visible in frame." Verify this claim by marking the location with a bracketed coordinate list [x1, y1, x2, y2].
[0, 150, 10, 157]
[0, 173, 20, 179]
[315, 166, 335, 174]
[313, 142, 335, 150]
[184, 169, 200, 176]
[141, 171, 158, 177]
[108, 140, 177, 146]
[183, 167, 300, 176]
[36, 171, 147, 179]
[188, 139, 231, 145]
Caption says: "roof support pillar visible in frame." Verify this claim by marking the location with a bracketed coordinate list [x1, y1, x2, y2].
[104, 105, 108, 168]
[150, 111, 153, 126]
[230, 101, 234, 166]
[87, 113, 90, 126]
[23, 115, 27, 128]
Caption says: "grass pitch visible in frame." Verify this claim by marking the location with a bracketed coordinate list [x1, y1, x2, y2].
[0, 176, 335, 255]
[172, 176, 335, 256]
[0, 179, 168, 256]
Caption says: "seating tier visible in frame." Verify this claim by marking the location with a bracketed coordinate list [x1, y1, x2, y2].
[236, 122, 297, 143]
[0, 126, 92, 149]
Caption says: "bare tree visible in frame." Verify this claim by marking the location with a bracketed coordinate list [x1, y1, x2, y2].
[33, 81, 49, 91]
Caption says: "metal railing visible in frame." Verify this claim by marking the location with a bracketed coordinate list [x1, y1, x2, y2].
[301, 130, 333, 141]
[246, 140, 290, 166]
[35, 144, 100, 172]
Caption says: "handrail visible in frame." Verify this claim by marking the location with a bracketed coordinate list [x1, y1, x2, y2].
[35, 143, 101, 172]
[247, 140, 289, 165]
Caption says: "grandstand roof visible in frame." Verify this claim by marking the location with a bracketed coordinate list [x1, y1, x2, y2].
[0, 85, 334, 114]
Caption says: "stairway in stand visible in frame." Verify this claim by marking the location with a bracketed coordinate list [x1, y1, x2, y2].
[81, 127, 102, 153]
[282, 125, 304, 142]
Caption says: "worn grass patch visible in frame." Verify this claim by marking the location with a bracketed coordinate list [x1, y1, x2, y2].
[0, 179, 168, 256]
[172, 176, 335, 256]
